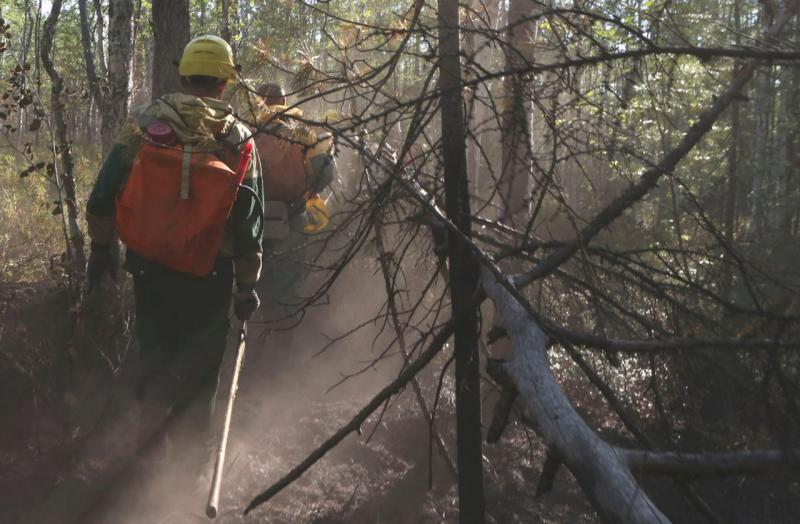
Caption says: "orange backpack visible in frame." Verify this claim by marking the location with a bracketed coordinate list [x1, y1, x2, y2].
[254, 131, 309, 203]
[116, 139, 252, 276]
[254, 112, 333, 203]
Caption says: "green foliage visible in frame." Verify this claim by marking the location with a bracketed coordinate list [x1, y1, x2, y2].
[0, 145, 98, 281]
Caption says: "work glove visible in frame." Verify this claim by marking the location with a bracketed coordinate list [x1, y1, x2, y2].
[233, 283, 260, 321]
[87, 241, 116, 293]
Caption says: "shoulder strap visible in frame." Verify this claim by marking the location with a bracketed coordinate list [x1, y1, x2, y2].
[181, 144, 192, 199]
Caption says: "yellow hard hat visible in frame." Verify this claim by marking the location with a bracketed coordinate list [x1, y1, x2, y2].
[178, 35, 237, 80]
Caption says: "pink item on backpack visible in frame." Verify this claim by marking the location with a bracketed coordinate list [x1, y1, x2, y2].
[146, 120, 177, 145]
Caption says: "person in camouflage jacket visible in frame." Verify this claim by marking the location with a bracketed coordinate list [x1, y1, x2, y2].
[85, 35, 264, 443]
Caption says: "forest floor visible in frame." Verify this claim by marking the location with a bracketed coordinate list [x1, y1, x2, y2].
[1, 262, 797, 523]
[0, 265, 598, 524]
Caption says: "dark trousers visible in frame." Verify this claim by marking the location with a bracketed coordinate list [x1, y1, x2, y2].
[125, 253, 234, 449]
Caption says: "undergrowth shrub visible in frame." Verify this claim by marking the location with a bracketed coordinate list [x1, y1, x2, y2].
[0, 143, 100, 282]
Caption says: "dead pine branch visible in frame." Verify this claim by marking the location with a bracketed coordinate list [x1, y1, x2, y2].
[244, 320, 456, 515]
[625, 449, 800, 477]
[373, 218, 458, 480]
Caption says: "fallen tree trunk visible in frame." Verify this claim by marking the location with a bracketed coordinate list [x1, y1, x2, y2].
[481, 268, 800, 523]
[481, 267, 670, 523]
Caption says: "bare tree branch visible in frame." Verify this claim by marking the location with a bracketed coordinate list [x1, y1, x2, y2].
[626, 449, 800, 477]
[244, 321, 456, 515]
[516, 2, 800, 287]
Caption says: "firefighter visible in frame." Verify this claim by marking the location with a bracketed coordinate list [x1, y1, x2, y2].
[257, 81, 287, 107]
[251, 82, 335, 330]
[84, 35, 264, 444]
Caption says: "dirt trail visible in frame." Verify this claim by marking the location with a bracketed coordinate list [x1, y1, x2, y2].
[0, 265, 595, 523]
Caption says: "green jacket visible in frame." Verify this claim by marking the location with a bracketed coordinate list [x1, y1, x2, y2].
[86, 94, 265, 285]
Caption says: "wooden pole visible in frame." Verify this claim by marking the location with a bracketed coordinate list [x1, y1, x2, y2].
[206, 321, 248, 519]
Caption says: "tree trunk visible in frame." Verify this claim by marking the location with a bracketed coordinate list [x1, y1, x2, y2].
[78, 0, 105, 112]
[18, 0, 32, 65]
[151, 0, 189, 98]
[749, 8, 777, 236]
[438, 0, 486, 521]
[102, 0, 134, 154]
[464, 0, 501, 195]
[79, 0, 134, 155]
[41, 0, 87, 277]
[781, 82, 799, 237]
[16, 0, 33, 146]
[33, 0, 42, 147]
[92, 0, 108, 78]
[779, 17, 799, 237]
[722, 0, 741, 299]
[500, 0, 537, 228]
[489, 0, 539, 361]
[220, 0, 233, 44]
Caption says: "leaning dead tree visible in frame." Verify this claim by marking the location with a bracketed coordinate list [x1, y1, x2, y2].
[482, 268, 669, 523]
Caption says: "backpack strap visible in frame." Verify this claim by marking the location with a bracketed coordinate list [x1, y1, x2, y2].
[181, 143, 192, 199]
